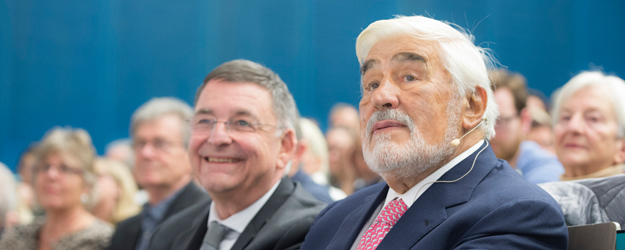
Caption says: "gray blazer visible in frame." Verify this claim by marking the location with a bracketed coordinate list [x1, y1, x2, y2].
[148, 177, 326, 250]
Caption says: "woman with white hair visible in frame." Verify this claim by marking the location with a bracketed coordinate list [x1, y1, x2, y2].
[0, 127, 113, 250]
[552, 71, 625, 180]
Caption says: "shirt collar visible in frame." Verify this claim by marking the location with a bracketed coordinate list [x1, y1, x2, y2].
[385, 140, 484, 208]
[208, 179, 282, 233]
[143, 184, 186, 220]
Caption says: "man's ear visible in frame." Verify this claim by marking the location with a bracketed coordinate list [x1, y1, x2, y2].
[276, 129, 297, 170]
[613, 137, 625, 165]
[462, 86, 488, 130]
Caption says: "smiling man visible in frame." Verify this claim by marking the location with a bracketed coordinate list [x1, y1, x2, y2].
[300, 16, 568, 250]
[148, 60, 326, 250]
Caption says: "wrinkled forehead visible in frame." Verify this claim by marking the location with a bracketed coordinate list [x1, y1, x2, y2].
[196, 80, 276, 121]
[360, 36, 445, 76]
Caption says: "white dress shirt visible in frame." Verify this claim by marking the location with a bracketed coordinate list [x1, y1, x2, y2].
[207, 179, 281, 250]
[351, 140, 484, 249]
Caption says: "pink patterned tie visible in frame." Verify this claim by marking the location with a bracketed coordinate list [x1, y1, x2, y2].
[357, 198, 408, 250]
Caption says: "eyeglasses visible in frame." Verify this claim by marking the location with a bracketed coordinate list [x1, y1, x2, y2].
[34, 163, 84, 175]
[189, 115, 284, 135]
[132, 138, 183, 152]
[494, 115, 519, 130]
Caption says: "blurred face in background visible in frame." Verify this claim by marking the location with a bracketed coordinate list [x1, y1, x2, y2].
[527, 125, 556, 154]
[326, 128, 356, 180]
[34, 153, 87, 211]
[554, 86, 625, 174]
[491, 87, 523, 161]
[133, 114, 191, 190]
[330, 107, 360, 132]
[91, 161, 121, 223]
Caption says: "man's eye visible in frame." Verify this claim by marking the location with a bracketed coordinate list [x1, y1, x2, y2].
[197, 118, 214, 124]
[404, 75, 415, 81]
[369, 82, 379, 90]
[235, 120, 252, 127]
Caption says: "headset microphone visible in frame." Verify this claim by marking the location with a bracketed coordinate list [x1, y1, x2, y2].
[450, 118, 487, 147]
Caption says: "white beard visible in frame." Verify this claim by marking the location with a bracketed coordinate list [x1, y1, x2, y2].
[363, 100, 461, 179]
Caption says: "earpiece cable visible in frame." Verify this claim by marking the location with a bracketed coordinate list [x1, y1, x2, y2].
[412, 139, 489, 203]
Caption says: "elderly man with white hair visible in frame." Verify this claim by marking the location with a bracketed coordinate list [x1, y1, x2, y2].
[301, 15, 568, 249]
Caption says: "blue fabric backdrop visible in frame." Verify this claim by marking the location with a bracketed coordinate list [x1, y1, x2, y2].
[2, 0, 624, 171]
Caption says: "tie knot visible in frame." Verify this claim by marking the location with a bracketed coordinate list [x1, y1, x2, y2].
[378, 198, 407, 224]
[202, 221, 230, 250]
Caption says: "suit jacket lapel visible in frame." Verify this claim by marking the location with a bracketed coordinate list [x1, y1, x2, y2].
[163, 182, 195, 219]
[379, 141, 497, 249]
[325, 184, 389, 249]
[230, 177, 295, 250]
[180, 202, 211, 250]
[128, 220, 141, 250]
[377, 183, 447, 249]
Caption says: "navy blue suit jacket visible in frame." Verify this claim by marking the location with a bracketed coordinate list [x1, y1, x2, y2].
[301, 143, 568, 249]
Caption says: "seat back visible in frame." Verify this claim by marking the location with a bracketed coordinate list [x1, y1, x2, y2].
[568, 222, 619, 250]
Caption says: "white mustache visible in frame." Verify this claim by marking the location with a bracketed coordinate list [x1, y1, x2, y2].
[365, 110, 415, 141]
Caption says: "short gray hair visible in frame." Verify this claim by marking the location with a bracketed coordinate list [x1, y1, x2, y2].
[356, 15, 499, 139]
[195, 59, 299, 130]
[0, 162, 17, 226]
[552, 71, 625, 137]
[130, 97, 194, 148]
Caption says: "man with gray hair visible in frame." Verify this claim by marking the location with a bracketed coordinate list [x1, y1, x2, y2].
[301, 15, 567, 249]
[108, 97, 209, 250]
[149, 60, 326, 250]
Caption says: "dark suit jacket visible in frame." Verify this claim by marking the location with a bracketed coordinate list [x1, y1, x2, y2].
[107, 181, 210, 250]
[301, 143, 569, 250]
[148, 177, 326, 250]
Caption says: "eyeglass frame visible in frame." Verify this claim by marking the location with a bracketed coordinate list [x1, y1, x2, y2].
[494, 114, 520, 130]
[188, 114, 286, 135]
[131, 138, 185, 153]
[33, 163, 84, 176]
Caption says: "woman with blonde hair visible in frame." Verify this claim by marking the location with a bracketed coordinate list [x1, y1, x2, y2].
[91, 158, 140, 225]
[0, 127, 113, 250]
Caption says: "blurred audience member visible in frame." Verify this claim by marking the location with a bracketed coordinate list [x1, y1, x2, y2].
[329, 103, 360, 132]
[527, 107, 556, 154]
[107, 97, 209, 250]
[326, 127, 359, 195]
[553, 71, 625, 180]
[105, 139, 134, 170]
[0, 162, 19, 236]
[299, 118, 329, 183]
[15, 147, 37, 222]
[490, 69, 564, 183]
[91, 158, 141, 225]
[0, 127, 113, 249]
[527, 88, 550, 112]
[352, 137, 382, 191]
[299, 118, 347, 200]
[287, 118, 335, 203]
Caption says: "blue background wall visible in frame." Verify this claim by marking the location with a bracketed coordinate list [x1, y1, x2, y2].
[2, 0, 624, 171]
